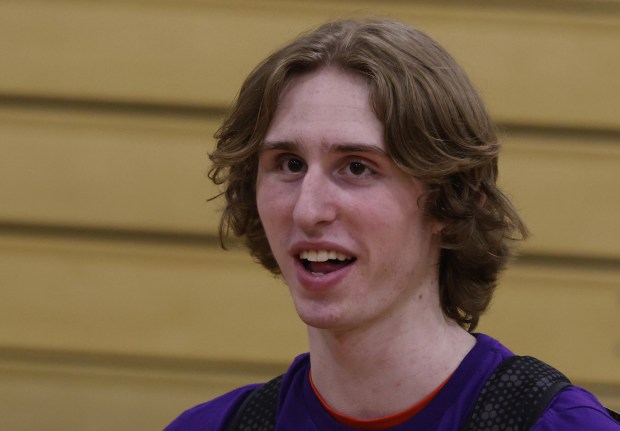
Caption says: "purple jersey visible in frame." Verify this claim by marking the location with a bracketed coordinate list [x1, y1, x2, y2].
[165, 334, 619, 430]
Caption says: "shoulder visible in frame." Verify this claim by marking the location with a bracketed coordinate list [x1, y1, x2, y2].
[163, 353, 311, 431]
[473, 333, 513, 359]
[533, 386, 620, 430]
[163, 384, 258, 431]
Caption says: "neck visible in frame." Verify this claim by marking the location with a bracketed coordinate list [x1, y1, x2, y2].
[307, 296, 475, 420]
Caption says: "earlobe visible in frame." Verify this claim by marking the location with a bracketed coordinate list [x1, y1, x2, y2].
[431, 220, 446, 236]
[477, 190, 488, 208]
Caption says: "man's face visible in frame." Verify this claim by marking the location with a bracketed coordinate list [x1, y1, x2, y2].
[256, 67, 443, 333]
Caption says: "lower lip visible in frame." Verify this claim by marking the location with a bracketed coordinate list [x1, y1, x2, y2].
[294, 259, 354, 292]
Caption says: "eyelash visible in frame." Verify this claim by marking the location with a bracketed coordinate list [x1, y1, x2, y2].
[274, 154, 376, 178]
[275, 155, 306, 174]
[343, 161, 374, 177]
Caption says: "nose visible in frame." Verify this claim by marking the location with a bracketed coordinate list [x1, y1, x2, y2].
[292, 167, 337, 235]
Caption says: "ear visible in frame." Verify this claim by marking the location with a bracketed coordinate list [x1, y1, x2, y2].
[477, 190, 488, 207]
[430, 219, 446, 236]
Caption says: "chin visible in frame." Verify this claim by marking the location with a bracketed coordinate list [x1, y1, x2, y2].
[295, 304, 348, 330]
[300, 317, 341, 330]
[295, 305, 367, 333]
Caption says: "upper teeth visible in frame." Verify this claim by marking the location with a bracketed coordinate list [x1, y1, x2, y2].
[300, 250, 352, 262]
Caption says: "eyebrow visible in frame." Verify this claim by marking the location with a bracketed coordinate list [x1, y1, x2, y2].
[260, 140, 387, 156]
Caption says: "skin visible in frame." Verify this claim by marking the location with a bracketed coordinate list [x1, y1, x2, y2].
[256, 67, 475, 419]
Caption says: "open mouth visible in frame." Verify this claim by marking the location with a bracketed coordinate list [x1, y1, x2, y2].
[298, 250, 356, 275]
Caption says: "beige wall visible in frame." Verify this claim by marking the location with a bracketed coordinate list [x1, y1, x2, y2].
[0, 1, 619, 429]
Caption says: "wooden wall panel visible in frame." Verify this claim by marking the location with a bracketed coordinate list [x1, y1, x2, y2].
[0, 234, 307, 363]
[1, 233, 618, 385]
[0, 355, 283, 431]
[0, 341, 617, 431]
[479, 263, 620, 385]
[2, 106, 618, 258]
[0, 106, 220, 233]
[1, 0, 619, 429]
[0, 233, 618, 431]
[0, 0, 618, 128]
[500, 130, 620, 259]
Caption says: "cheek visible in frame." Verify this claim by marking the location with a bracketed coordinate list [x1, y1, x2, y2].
[256, 179, 290, 235]
[256, 191, 275, 237]
[256, 172, 273, 214]
[363, 194, 419, 233]
[364, 197, 433, 255]
[255, 186, 268, 223]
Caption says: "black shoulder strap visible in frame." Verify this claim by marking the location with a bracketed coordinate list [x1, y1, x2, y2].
[225, 375, 283, 431]
[461, 355, 571, 431]
[607, 407, 620, 422]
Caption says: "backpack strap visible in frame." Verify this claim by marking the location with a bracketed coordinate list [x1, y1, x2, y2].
[225, 375, 283, 431]
[461, 355, 572, 431]
[607, 408, 620, 422]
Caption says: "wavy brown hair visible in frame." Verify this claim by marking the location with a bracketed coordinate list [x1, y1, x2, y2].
[209, 19, 528, 331]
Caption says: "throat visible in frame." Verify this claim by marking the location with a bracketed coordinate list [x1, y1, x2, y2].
[309, 368, 454, 426]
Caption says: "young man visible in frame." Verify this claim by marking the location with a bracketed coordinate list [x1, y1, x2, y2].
[166, 19, 619, 430]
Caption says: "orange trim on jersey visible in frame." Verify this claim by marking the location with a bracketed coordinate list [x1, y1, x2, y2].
[309, 370, 452, 430]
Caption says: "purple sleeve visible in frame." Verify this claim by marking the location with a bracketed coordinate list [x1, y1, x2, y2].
[533, 386, 620, 430]
[163, 384, 259, 431]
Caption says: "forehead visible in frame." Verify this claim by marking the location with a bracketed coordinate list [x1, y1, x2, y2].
[264, 68, 384, 148]
[278, 68, 371, 110]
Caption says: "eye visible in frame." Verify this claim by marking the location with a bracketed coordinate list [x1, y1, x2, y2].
[276, 155, 306, 174]
[287, 158, 304, 173]
[344, 161, 374, 177]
